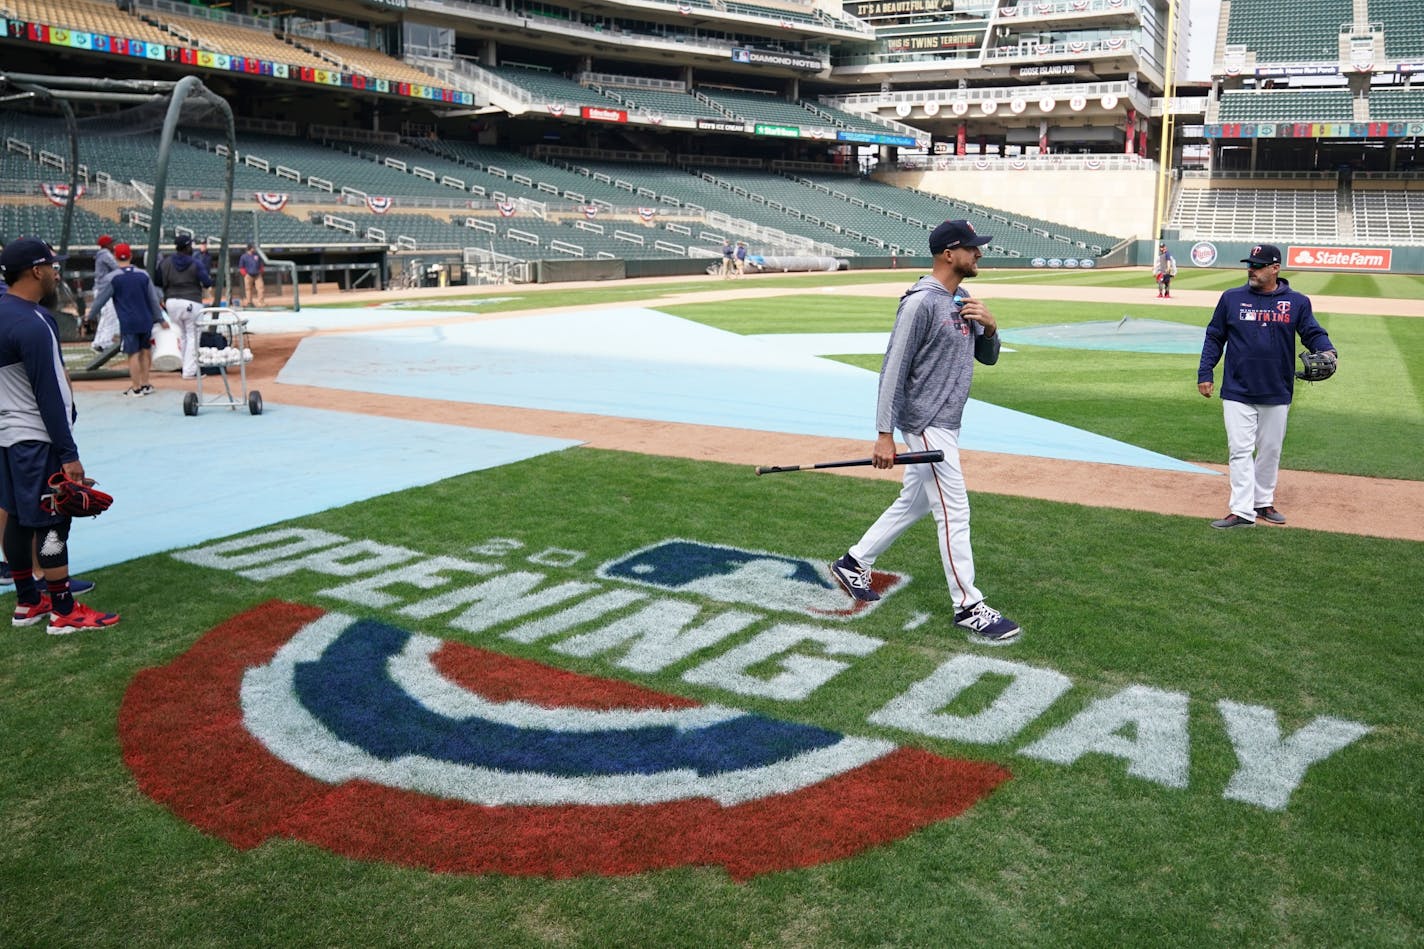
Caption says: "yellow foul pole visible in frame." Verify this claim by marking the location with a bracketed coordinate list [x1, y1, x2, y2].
[1154, 0, 1180, 241]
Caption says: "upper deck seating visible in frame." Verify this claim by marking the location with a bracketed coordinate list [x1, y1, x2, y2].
[1224, 0, 1350, 62]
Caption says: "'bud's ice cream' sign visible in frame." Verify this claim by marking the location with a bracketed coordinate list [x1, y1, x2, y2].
[1286, 246, 1392, 271]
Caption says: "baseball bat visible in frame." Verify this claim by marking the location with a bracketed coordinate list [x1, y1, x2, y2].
[754, 449, 944, 476]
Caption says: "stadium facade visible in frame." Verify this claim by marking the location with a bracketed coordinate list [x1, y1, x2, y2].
[0, 0, 1420, 286]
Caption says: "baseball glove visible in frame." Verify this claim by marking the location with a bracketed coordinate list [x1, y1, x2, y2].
[40, 472, 114, 517]
[1295, 350, 1338, 383]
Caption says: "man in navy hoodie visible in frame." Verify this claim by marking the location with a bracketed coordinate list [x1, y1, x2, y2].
[156, 234, 212, 380]
[1198, 244, 1337, 529]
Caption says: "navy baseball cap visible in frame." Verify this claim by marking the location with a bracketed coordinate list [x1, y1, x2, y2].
[175, 233, 193, 250]
[0, 237, 66, 271]
[1241, 244, 1282, 266]
[929, 219, 992, 254]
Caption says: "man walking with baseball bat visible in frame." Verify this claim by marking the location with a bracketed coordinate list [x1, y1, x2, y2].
[829, 219, 1021, 645]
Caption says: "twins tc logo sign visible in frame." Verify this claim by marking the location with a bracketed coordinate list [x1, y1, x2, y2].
[119, 601, 1007, 879]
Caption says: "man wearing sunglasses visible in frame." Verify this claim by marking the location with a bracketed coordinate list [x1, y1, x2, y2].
[1197, 244, 1338, 529]
[0, 238, 120, 633]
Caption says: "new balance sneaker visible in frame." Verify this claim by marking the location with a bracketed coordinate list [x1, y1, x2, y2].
[3, 573, 92, 594]
[953, 601, 1021, 645]
[66, 578, 95, 597]
[1211, 514, 1255, 529]
[13, 595, 51, 627]
[47, 602, 120, 636]
[138, 385, 155, 396]
[829, 553, 880, 602]
[1254, 506, 1287, 525]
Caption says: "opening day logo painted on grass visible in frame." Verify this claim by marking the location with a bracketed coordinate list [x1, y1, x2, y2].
[119, 601, 1009, 879]
[151, 529, 1375, 827]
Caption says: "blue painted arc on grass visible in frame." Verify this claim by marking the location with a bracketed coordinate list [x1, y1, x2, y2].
[292, 619, 843, 776]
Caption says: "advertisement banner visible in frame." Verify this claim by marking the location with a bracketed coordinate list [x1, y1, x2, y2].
[1255, 64, 1338, 77]
[736, 49, 823, 70]
[1204, 122, 1418, 140]
[756, 123, 802, 138]
[885, 34, 980, 53]
[581, 106, 629, 123]
[834, 130, 918, 147]
[1286, 246, 1392, 271]
[847, 0, 953, 16]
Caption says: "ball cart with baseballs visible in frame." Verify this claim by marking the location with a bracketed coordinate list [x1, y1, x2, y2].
[182, 306, 262, 416]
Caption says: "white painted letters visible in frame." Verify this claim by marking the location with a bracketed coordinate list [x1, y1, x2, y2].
[174, 527, 347, 571]
[504, 589, 649, 644]
[554, 601, 762, 673]
[682, 623, 883, 701]
[1019, 685, 1191, 789]
[241, 539, 422, 581]
[318, 556, 503, 608]
[868, 655, 1073, 744]
[1218, 700, 1372, 811]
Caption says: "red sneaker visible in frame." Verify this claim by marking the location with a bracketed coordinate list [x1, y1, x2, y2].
[46, 602, 120, 636]
[12, 595, 52, 627]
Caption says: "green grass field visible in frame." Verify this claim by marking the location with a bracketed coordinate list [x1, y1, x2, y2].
[315, 265, 1424, 316]
[662, 295, 1424, 481]
[2, 452, 1420, 946]
[4, 270, 1422, 946]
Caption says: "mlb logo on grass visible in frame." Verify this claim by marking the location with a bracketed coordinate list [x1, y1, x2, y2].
[598, 539, 907, 619]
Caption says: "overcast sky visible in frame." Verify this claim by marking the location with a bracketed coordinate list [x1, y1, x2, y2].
[1185, 0, 1222, 82]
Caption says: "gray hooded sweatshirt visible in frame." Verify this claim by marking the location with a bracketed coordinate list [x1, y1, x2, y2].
[93, 248, 120, 295]
[875, 274, 1000, 435]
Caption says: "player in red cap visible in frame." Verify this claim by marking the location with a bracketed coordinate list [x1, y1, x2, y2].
[85, 243, 169, 397]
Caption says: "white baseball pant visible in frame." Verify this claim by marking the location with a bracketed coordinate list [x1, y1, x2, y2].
[1222, 399, 1290, 521]
[165, 298, 202, 379]
[92, 301, 119, 352]
[849, 426, 982, 610]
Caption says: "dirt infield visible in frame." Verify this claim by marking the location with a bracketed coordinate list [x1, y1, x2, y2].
[95, 274, 1424, 543]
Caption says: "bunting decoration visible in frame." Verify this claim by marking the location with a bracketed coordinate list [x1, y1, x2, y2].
[497, 201, 518, 218]
[42, 183, 85, 206]
[255, 192, 289, 212]
[366, 196, 394, 215]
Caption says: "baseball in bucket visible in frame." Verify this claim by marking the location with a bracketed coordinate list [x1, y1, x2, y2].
[150, 323, 182, 372]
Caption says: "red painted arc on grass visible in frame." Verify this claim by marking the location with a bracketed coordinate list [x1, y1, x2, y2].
[119, 601, 1009, 879]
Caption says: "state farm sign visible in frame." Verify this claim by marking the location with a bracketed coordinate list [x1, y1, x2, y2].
[1286, 246, 1393, 271]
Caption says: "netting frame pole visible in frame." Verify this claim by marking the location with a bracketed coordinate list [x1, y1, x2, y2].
[147, 76, 237, 302]
[1, 79, 81, 256]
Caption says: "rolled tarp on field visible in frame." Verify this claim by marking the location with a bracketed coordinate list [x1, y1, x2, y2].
[747, 256, 847, 273]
